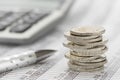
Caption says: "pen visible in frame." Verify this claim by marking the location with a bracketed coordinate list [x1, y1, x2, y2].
[0, 49, 55, 73]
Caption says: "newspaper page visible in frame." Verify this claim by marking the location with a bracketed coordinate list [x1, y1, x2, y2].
[0, 0, 120, 80]
[0, 28, 120, 80]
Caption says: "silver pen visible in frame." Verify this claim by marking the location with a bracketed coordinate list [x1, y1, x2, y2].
[0, 49, 55, 73]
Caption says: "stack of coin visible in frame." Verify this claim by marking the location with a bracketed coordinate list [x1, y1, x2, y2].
[63, 26, 108, 72]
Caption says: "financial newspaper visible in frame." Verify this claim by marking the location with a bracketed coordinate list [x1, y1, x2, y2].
[1, 0, 120, 80]
[0, 25, 120, 80]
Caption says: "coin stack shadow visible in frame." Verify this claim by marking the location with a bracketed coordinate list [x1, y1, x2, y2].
[63, 27, 108, 72]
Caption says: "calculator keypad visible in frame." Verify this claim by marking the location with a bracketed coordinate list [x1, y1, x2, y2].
[0, 10, 50, 33]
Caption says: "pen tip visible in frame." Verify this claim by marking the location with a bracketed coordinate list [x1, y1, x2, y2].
[35, 49, 56, 59]
[35, 49, 56, 54]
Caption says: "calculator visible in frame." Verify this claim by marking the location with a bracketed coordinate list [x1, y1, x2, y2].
[0, 0, 73, 44]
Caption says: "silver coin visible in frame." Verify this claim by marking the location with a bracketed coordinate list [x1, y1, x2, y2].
[70, 47, 108, 56]
[64, 32, 100, 40]
[70, 26, 105, 36]
[64, 41, 106, 52]
[68, 62, 104, 72]
[70, 59, 107, 66]
[63, 41, 105, 49]
[65, 52, 106, 62]
[70, 37, 108, 46]
[65, 32, 102, 44]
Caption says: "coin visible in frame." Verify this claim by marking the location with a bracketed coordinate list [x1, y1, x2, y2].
[71, 38, 108, 47]
[70, 26, 105, 36]
[69, 60, 106, 69]
[63, 41, 105, 51]
[64, 32, 100, 40]
[65, 52, 106, 62]
[65, 32, 102, 44]
[71, 38, 108, 46]
[68, 62, 104, 72]
[70, 47, 108, 56]
[63, 41, 106, 49]
[70, 59, 107, 66]
[71, 45, 106, 53]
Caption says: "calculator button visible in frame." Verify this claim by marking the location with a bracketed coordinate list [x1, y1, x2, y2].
[10, 23, 31, 33]
[0, 20, 12, 31]
[0, 11, 7, 19]
[0, 25, 8, 31]
[23, 12, 49, 24]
